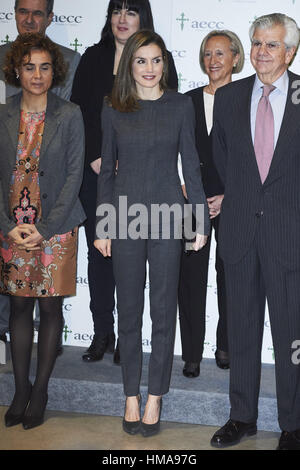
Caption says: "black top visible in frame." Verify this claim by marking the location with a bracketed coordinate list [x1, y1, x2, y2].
[185, 87, 224, 198]
[97, 90, 210, 237]
[71, 40, 178, 168]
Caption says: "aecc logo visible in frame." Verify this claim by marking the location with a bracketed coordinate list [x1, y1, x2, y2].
[176, 12, 224, 31]
[0, 12, 14, 21]
[52, 14, 83, 24]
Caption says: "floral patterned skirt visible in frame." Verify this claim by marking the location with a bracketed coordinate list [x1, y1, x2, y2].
[0, 228, 78, 297]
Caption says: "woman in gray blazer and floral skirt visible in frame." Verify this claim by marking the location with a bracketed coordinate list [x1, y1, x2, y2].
[0, 33, 85, 430]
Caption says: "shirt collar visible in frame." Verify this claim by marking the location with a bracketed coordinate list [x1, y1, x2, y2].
[253, 70, 289, 96]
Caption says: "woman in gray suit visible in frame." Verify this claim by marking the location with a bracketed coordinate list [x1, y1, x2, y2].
[0, 33, 85, 429]
[94, 30, 210, 437]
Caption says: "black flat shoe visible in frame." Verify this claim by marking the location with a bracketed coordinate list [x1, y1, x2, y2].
[122, 395, 141, 435]
[113, 339, 121, 365]
[183, 362, 200, 378]
[215, 349, 230, 369]
[5, 383, 32, 428]
[141, 398, 162, 438]
[210, 419, 257, 448]
[82, 332, 115, 362]
[277, 430, 300, 450]
[22, 393, 48, 430]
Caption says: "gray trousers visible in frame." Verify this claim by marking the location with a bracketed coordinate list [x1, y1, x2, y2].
[112, 237, 182, 397]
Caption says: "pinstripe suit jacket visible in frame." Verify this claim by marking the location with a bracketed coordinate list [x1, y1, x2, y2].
[213, 71, 300, 269]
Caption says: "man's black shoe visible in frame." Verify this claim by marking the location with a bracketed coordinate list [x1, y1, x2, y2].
[210, 419, 257, 448]
[277, 430, 300, 450]
[82, 333, 115, 362]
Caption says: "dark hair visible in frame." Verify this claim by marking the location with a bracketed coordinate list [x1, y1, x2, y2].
[110, 29, 168, 112]
[14, 0, 54, 16]
[3, 33, 67, 88]
[101, 0, 154, 45]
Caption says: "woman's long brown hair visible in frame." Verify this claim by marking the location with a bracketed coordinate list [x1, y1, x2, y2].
[110, 29, 169, 112]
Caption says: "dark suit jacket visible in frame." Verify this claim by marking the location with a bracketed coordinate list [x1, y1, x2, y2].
[213, 70, 300, 269]
[0, 92, 86, 240]
[186, 87, 224, 198]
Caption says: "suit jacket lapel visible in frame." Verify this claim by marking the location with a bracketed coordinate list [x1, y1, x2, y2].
[199, 88, 209, 139]
[39, 91, 62, 163]
[241, 75, 263, 183]
[5, 93, 22, 164]
[264, 71, 300, 185]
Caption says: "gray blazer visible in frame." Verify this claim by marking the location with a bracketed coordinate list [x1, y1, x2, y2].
[97, 91, 210, 237]
[0, 91, 86, 240]
[0, 41, 80, 101]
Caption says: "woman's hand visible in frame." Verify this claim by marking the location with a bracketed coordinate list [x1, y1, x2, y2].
[90, 157, 102, 175]
[207, 194, 224, 219]
[18, 224, 44, 250]
[94, 239, 112, 257]
[8, 225, 32, 246]
[193, 233, 208, 251]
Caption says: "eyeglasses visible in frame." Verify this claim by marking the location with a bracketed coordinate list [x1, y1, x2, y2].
[251, 39, 284, 50]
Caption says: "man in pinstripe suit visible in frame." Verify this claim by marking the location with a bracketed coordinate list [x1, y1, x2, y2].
[211, 13, 300, 450]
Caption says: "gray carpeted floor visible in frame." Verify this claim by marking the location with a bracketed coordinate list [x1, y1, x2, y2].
[0, 344, 279, 432]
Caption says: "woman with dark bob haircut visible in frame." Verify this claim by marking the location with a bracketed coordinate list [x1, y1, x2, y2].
[0, 33, 85, 430]
[94, 29, 209, 437]
[71, 0, 178, 366]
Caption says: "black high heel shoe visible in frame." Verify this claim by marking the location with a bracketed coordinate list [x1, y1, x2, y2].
[122, 395, 141, 435]
[141, 398, 162, 438]
[22, 392, 48, 430]
[5, 383, 32, 428]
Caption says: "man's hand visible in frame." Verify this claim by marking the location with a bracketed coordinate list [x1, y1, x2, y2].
[207, 194, 224, 219]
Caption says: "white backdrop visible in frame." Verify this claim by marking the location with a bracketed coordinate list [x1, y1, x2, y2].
[2, 0, 300, 363]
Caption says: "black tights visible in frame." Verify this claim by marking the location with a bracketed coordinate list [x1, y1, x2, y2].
[9, 296, 63, 416]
